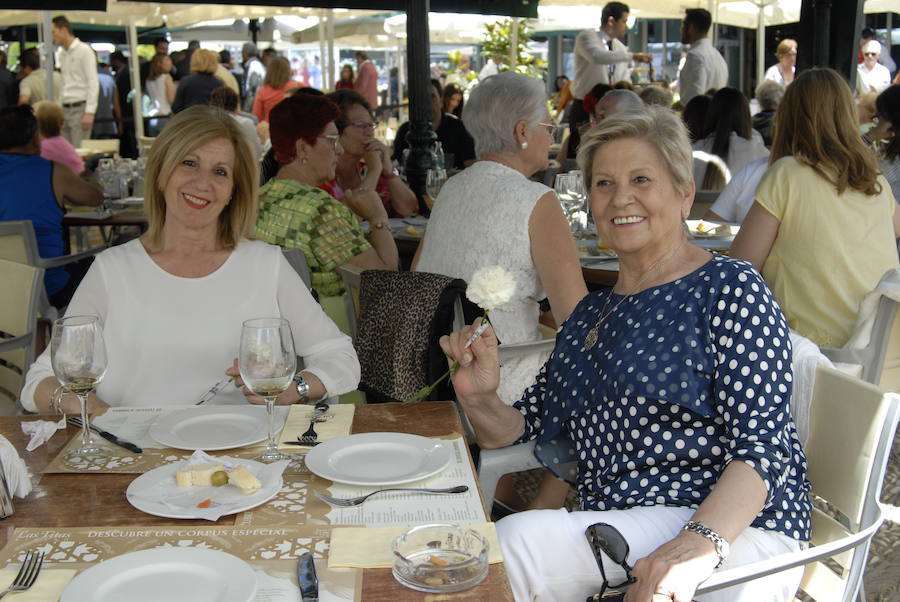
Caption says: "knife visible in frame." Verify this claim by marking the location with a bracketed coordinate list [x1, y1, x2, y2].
[298, 552, 319, 602]
[67, 417, 143, 454]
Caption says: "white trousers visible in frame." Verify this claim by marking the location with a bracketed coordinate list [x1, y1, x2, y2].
[62, 103, 87, 148]
[496, 507, 804, 602]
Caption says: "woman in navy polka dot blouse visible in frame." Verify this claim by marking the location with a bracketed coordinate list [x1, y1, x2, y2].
[442, 107, 812, 602]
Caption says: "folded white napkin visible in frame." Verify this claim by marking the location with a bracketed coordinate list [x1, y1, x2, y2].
[20, 416, 66, 452]
[0, 435, 32, 498]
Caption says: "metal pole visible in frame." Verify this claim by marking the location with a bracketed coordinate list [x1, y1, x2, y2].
[126, 24, 144, 140]
[326, 9, 335, 90]
[318, 11, 326, 89]
[41, 12, 55, 102]
[756, 4, 765, 89]
[509, 18, 519, 70]
[404, 0, 436, 213]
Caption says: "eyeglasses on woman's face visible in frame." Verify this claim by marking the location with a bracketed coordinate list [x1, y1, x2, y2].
[319, 134, 341, 151]
[864, 52, 879, 57]
[538, 122, 558, 139]
[347, 120, 376, 132]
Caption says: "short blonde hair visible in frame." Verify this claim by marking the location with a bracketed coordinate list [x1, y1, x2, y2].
[577, 106, 693, 194]
[143, 105, 259, 249]
[190, 49, 218, 75]
[775, 38, 797, 59]
[33, 101, 64, 138]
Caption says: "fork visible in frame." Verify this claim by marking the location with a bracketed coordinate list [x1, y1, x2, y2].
[297, 401, 331, 444]
[0, 551, 44, 599]
[314, 485, 468, 507]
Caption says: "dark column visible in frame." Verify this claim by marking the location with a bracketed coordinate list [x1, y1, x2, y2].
[249, 19, 260, 47]
[404, 0, 437, 215]
[797, 0, 864, 87]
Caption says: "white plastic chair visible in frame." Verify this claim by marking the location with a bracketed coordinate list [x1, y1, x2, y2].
[695, 366, 900, 601]
[820, 268, 900, 391]
[0, 259, 43, 414]
[0, 220, 107, 319]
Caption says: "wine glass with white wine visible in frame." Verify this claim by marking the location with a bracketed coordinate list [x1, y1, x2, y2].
[51, 315, 109, 462]
[239, 317, 297, 463]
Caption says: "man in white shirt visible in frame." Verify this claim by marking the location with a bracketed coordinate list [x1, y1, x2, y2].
[678, 8, 728, 107]
[568, 2, 651, 157]
[51, 15, 98, 148]
[857, 40, 892, 95]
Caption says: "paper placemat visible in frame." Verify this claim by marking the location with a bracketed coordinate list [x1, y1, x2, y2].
[43, 406, 292, 474]
[278, 404, 354, 450]
[0, 525, 360, 602]
[328, 523, 503, 568]
[0, 568, 76, 601]
[238, 435, 488, 528]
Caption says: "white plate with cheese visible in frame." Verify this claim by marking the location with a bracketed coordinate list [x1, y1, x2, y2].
[126, 455, 282, 520]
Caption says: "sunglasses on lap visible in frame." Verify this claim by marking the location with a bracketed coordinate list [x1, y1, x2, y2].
[585, 522, 635, 601]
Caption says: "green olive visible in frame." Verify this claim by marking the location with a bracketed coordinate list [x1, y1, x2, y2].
[210, 471, 228, 487]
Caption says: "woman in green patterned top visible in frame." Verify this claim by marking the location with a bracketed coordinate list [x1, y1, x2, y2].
[256, 93, 398, 304]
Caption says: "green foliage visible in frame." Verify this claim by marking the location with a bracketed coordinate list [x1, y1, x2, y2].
[481, 18, 547, 80]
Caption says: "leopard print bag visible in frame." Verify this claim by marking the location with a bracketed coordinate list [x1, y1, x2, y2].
[355, 270, 480, 403]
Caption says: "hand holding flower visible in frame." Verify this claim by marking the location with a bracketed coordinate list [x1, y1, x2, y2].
[439, 319, 502, 402]
[404, 266, 516, 404]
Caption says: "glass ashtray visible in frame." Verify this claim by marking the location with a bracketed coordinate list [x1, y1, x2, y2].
[391, 523, 489, 593]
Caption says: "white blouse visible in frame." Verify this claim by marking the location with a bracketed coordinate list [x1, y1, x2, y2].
[21, 239, 359, 410]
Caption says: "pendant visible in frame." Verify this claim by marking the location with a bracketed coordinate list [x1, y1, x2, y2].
[582, 327, 599, 351]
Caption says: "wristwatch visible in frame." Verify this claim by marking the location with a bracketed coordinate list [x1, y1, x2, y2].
[371, 221, 388, 230]
[683, 521, 730, 568]
[293, 373, 310, 404]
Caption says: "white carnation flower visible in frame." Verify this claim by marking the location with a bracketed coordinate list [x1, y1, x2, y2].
[466, 266, 517, 311]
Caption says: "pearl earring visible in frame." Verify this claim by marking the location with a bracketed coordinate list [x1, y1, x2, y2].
[521, 141, 529, 150]
[300, 158, 309, 165]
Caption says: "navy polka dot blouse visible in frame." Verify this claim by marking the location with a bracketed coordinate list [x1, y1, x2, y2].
[514, 254, 812, 541]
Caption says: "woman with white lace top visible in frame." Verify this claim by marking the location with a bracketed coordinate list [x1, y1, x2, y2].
[414, 72, 588, 511]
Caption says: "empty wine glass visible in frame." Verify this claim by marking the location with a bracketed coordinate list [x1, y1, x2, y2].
[239, 317, 296, 463]
[51, 315, 109, 462]
[426, 168, 447, 201]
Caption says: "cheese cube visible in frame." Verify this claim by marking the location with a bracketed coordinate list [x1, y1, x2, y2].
[228, 465, 261, 495]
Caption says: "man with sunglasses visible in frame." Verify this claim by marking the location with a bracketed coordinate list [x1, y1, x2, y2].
[857, 40, 891, 95]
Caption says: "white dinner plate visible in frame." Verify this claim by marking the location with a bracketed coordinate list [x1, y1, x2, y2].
[150, 406, 269, 450]
[305, 432, 451, 486]
[126, 457, 281, 519]
[61, 547, 256, 602]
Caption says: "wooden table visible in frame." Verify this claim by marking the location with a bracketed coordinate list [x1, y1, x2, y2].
[61, 210, 149, 254]
[0, 402, 513, 600]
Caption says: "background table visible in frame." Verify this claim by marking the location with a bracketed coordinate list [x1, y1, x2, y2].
[0, 402, 513, 601]
[61, 210, 149, 254]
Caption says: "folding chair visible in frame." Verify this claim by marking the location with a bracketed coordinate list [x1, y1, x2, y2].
[695, 366, 900, 601]
[0, 259, 43, 415]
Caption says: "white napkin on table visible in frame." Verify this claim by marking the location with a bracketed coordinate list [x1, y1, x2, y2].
[0, 435, 32, 498]
[20, 416, 66, 452]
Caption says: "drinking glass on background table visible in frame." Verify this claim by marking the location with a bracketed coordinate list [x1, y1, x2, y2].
[51, 315, 109, 462]
[555, 172, 590, 236]
[239, 317, 296, 463]
[426, 168, 447, 201]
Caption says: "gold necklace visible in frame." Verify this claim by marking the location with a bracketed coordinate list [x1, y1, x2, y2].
[582, 239, 686, 351]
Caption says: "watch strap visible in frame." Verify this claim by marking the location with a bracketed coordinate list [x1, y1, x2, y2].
[294, 373, 310, 403]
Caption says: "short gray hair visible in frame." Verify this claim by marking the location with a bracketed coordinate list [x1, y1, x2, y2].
[755, 80, 785, 110]
[577, 106, 693, 193]
[601, 89, 645, 115]
[639, 86, 674, 108]
[462, 72, 548, 156]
